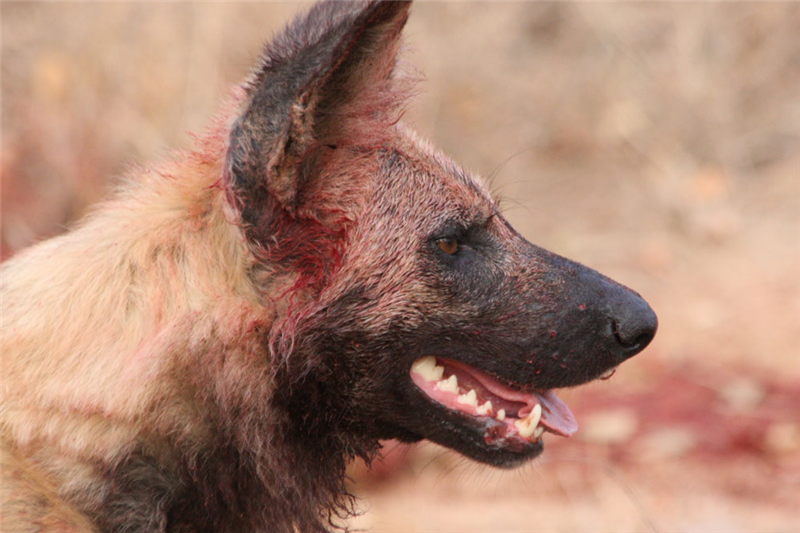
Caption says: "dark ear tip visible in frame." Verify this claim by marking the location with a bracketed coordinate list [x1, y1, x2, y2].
[362, 0, 413, 28]
[228, 0, 416, 216]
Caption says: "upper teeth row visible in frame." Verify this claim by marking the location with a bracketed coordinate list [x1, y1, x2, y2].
[411, 356, 544, 439]
[411, 357, 501, 421]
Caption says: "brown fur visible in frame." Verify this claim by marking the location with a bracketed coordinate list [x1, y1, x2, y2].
[1, 2, 656, 532]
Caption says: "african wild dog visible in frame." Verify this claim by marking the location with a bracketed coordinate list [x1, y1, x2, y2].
[0, 2, 657, 532]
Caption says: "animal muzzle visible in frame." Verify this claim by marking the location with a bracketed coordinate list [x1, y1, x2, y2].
[513, 243, 658, 389]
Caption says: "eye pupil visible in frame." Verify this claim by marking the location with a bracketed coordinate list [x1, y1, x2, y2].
[437, 238, 459, 255]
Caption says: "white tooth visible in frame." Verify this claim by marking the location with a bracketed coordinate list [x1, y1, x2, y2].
[457, 389, 478, 407]
[534, 427, 545, 439]
[514, 404, 543, 439]
[515, 417, 536, 438]
[436, 374, 459, 394]
[496, 409, 506, 421]
[411, 356, 438, 381]
[466, 389, 477, 405]
[431, 365, 445, 381]
[476, 401, 493, 415]
[529, 404, 542, 429]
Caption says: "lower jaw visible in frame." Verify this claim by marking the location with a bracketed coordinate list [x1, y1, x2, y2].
[399, 395, 546, 468]
[428, 421, 545, 468]
[490, 442, 544, 468]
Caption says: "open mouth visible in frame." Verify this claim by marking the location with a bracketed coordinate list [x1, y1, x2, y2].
[410, 356, 583, 446]
[411, 356, 578, 443]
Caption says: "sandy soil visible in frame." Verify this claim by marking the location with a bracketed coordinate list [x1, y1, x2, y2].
[2, 3, 798, 532]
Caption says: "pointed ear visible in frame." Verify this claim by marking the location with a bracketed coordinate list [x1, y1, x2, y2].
[226, 0, 411, 217]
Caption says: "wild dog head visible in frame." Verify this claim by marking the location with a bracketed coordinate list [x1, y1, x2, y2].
[226, 0, 657, 468]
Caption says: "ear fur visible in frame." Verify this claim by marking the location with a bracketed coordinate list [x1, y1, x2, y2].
[226, 0, 412, 218]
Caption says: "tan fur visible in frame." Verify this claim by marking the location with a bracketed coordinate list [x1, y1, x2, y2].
[0, 3, 454, 529]
[1, 441, 99, 532]
[0, 103, 453, 531]
[0, 108, 280, 529]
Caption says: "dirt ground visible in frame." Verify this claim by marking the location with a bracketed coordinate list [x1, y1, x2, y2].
[2, 3, 799, 532]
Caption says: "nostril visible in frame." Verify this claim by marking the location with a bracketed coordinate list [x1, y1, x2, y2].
[612, 307, 658, 353]
[613, 319, 654, 348]
[631, 331, 655, 349]
[612, 320, 632, 347]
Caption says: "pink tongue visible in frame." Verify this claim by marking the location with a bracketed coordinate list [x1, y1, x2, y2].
[536, 390, 578, 437]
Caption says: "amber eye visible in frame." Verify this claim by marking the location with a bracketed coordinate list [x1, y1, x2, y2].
[436, 238, 459, 255]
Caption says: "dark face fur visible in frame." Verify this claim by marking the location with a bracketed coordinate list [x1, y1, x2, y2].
[292, 144, 656, 467]
[227, 0, 657, 470]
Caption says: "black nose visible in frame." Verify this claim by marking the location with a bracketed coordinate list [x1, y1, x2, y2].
[611, 293, 658, 356]
[522, 244, 659, 375]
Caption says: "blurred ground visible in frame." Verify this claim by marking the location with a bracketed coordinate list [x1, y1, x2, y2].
[2, 3, 799, 532]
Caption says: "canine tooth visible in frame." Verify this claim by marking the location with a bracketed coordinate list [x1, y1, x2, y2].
[431, 365, 445, 381]
[515, 417, 536, 438]
[476, 401, 493, 415]
[411, 356, 438, 381]
[528, 404, 542, 429]
[457, 389, 478, 407]
[496, 409, 506, 421]
[514, 404, 543, 439]
[534, 427, 545, 439]
[436, 374, 458, 394]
